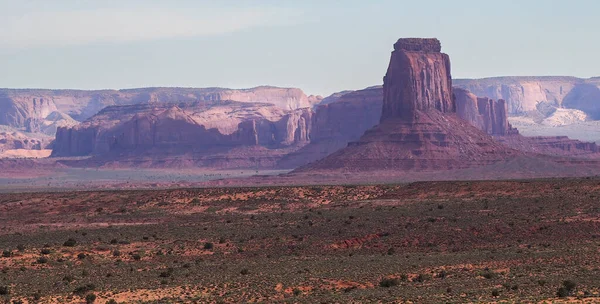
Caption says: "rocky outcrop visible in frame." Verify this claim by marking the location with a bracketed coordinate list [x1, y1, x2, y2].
[496, 135, 599, 157]
[0, 131, 52, 152]
[0, 92, 60, 133]
[454, 88, 519, 136]
[454, 77, 600, 118]
[298, 110, 521, 172]
[381, 38, 454, 121]
[277, 87, 383, 168]
[298, 38, 521, 172]
[0, 86, 318, 128]
[51, 101, 313, 168]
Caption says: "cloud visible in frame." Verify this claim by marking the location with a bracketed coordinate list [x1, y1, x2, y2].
[0, 6, 298, 48]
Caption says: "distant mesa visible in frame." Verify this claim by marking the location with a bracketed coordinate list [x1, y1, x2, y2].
[3, 37, 600, 174]
[296, 38, 600, 173]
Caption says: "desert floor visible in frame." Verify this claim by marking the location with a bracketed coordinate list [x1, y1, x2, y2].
[1, 178, 600, 303]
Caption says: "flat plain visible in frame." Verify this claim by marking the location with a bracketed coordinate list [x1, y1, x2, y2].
[1, 178, 600, 303]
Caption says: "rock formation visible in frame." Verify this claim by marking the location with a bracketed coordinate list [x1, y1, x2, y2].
[454, 88, 519, 136]
[0, 132, 49, 151]
[0, 86, 320, 141]
[496, 135, 599, 157]
[277, 87, 383, 168]
[454, 76, 600, 118]
[381, 38, 454, 121]
[51, 101, 313, 168]
[298, 38, 521, 172]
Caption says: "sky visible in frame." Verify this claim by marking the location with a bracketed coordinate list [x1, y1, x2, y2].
[0, 0, 599, 96]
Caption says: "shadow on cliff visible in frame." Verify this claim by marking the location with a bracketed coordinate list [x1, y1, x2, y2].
[562, 84, 600, 119]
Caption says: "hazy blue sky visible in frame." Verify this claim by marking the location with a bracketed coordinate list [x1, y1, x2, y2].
[0, 0, 598, 95]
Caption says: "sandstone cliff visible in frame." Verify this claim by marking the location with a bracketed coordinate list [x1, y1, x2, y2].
[381, 38, 454, 121]
[454, 77, 600, 119]
[0, 131, 48, 151]
[298, 38, 521, 172]
[277, 87, 383, 168]
[452, 87, 598, 156]
[454, 88, 518, 136]
[0, 86, 319, 135]
[51, 101, 313, 168]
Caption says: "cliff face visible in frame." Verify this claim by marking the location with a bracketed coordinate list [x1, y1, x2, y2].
[381, 38, 454, 121]
[0, 86, 319, 135]
[0, 92, 75, 136]
[0, 132, 50, 151]
[298, 38, 520, 172]
[51, 101, 313, 164]
[311, 87, 383, 144]
[454, 77, 600, 118]
[496, 135, 599, 157]
[454, 88, 518, 136]
[277, 87, 383, 168]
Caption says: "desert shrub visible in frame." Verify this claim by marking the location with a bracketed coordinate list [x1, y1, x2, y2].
[63, 238, 77, 247]
[480, 270, 496, 279]
[16, 244, 25, 252]
[437, 270, 447, 279]
[343, 286, 357, 293]
[563, 280, 577, 291]
[107, 300, 118, 304]
[492, 289, 500, 297]
[557, 287, 570, 298]
[73, 284, 96, 294]
[413, 274, 429, 282]
[0, 285, 8, 295]
[2, 250, 11, 258]
[240, 268, 249, 275]
[77, 253, 87, 260]
[40, 248, 51, 255]
[63, 275, 75, 283]
[293, 288, 302, 296]
[37, 256, 48, 264]
[379, 278, 400, 287]
[558, 280, 576, 298]
[132, 254, 142, 261]
[12, 300, 23, 304]
[159, 268, 173, 278]
[112, 250, 121, 257]
[85, 293, 96, 303]
[203, 242, 214, 250]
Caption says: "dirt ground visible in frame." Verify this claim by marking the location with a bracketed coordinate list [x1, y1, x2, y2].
[1, 178, 600, 303]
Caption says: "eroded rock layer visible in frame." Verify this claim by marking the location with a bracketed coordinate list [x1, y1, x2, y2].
[52, 101, 312, 167]
[454, 77, 600, 118]
[0, 86, 321, 136]
[454, 88, 519, 136]
[299, 38, 521, 172]
[277, 87, 383, 168]
[381, 38, 454, 121]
